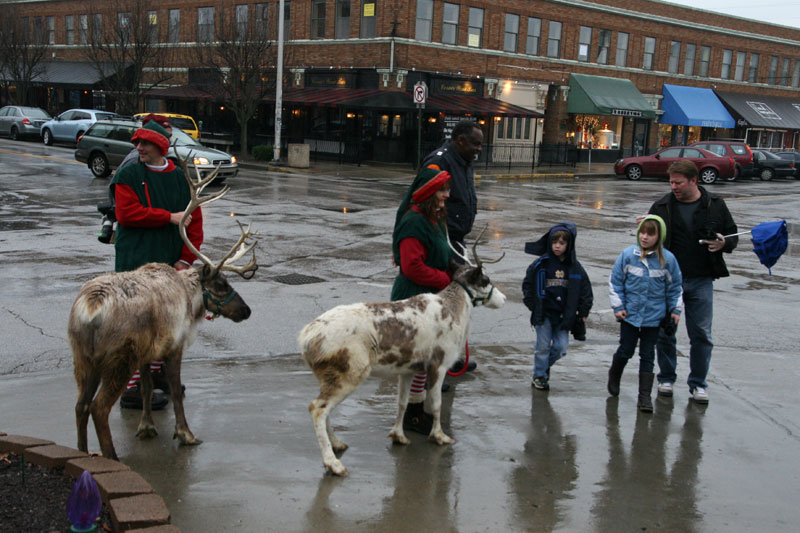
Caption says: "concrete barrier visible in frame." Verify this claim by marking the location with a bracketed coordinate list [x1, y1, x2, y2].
[287, 144, 310, 168]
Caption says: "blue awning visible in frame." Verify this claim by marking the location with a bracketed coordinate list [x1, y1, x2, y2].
[660, 84, 735, 128]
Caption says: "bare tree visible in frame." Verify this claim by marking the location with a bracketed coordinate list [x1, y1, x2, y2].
[83, 0, 175, 114]
[0, 4, 50, 106]
[199, 4, 275, 156]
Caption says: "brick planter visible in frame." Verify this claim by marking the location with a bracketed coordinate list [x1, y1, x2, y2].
[0, 433, 179, 532]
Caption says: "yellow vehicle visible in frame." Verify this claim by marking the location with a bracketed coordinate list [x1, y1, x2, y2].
[133, 112, 200, 140]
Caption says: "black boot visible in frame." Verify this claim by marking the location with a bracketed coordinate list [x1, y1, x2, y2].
[638, 372, 655, 413]
[607, 357, 627, 397]
[403, 402, 433, 435]
[119, 385, 168, 411]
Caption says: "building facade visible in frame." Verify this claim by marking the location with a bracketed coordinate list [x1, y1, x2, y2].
[3, 0, 800, 164]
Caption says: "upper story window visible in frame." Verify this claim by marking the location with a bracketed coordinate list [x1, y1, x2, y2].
[768, 55, 779, 84]
[91, 13, 103, 42]
[78, 14, 88, 44]
[168, 9, 180, 43]
[20, 17, 30, 43]
[616, 31, 628, 67]
[283, 1, 291, 41]
[117, 12, 131, 44]
[335, 0, 351, 39]
[442, 3, 459, 45]
[255, 3, 269, 39]
[699, 46, 711, 77]
[721, 49, 732, 79]
[197, 7, 214, 42]
[596, 29, 611, 64]
[236, 5, 248, 40]
[547, 21, 562, 58]
[668, 41, 680, 74]
[467, 7, 483, 48]
[65, 15, 75, 45]
[734, 51, 746, 81]
[780, 58, 791, 86]
[792, 62, 800, 87]
[33, 17, 43, 44]
[748, 53, 759, 82]
[684, 43, 695, 75]
[360, 1, 376, 38]
[642, 36, 655, 70]
[526, 17, 541, 55]
[311, 0, 326, 39]
[148, 11, 158, 43]
[577, 26, 591, 62]
[45, 16, 55, 45]
[415, 0, 433, 42]
[504, 13, 519, 53]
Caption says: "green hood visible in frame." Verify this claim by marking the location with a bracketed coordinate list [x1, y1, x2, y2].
[637, 214, 667, 248]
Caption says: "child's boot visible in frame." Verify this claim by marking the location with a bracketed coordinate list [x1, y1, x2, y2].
[607, 357, 627, 397]
[638, 372, 655, 412]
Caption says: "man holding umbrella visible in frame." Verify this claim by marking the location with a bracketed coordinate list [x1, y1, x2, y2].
[647, 160, 738, 404]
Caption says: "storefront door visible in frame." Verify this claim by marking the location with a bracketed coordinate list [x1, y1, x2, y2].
[632, 119, 649, 156]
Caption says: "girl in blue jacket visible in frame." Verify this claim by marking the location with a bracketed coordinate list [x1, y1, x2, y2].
[607, 215, 683, 412]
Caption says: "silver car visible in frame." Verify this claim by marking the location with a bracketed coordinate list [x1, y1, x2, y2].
[0, 105, 51, 140]
[74, 118, 239, 180]
[40, 108, 118, 145]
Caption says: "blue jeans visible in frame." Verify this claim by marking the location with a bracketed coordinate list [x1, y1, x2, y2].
[533, 317, 569, 378]
[615, 321, 659, 373]
[657, 277, 714, 390]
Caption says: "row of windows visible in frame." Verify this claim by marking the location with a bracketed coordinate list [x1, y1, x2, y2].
[416, 1, 800, 88]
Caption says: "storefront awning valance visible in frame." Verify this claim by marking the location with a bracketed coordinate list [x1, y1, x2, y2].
[660, 84, 735, 128]
[567, 73, 656, 119]
[715, 90, 800, 130]
[1, 61, 125, 87]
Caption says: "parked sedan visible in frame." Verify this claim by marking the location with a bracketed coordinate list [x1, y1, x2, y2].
[0, 105, 51, 140]
[614, 146, 735, 184]
[775, 152, 800, 178]
[750, 150, 795, 181]
[74, 118, 238, 180]
[40, 109, 118, 145]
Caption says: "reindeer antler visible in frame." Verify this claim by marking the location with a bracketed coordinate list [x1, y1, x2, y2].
[470, 225, 505, 268]
[446, 227, 476, 267]
[175, 146, 259, 278]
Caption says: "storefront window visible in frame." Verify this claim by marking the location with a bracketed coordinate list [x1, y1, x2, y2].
[566, 114, 621, 149]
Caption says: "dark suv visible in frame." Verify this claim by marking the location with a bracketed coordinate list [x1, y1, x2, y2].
[690, 141, 753, 180]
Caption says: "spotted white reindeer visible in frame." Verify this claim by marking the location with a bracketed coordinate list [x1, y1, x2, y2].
[299, 229, 505, 476]
[69, 153, 258, 461]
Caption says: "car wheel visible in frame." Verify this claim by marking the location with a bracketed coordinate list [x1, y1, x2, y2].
[9, 126, 18, 141]
[727, 166, 739, 182]
[759, 168, 774, 181]
[699, 168, 718, 184]
[42, 129, 53, 146]
[626, 164, 643, 181]
[89, 153, 111, 178]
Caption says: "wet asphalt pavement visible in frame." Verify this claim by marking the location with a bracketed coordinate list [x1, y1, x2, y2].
[1, 138, 799, 531]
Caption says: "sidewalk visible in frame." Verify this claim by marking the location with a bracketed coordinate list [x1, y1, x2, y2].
[237, 157, 616, 180]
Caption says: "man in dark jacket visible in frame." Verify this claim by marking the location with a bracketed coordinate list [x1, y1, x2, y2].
[522, 222, 593, 390]
[421, 119, 483, 373]
[648, 160, 737, 404]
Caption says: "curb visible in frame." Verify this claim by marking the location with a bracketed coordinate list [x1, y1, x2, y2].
[0, 432, 179, 532]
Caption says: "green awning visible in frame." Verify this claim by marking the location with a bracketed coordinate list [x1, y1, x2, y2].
[567, 73, 656, 119]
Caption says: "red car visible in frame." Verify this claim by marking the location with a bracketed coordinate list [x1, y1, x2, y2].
[690, 140, 753, 180]
[614, 146, 736, 184]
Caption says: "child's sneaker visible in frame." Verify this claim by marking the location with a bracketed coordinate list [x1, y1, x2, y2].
[657, 382, 674, 397]
[532, 376, 550, 391]
[690, 386, 709, 404]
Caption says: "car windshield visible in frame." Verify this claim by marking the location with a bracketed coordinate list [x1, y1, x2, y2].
[169, 117, 196, 130]
[170, 128, 202, 147]
[25, 108, 51, 119]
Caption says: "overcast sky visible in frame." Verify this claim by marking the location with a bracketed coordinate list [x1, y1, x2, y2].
[664, 0, 800, 29]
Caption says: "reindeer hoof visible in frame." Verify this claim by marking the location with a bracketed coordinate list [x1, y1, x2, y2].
[332, 442, 349, 454]
[324, 460, 348, 477]
[389, 430, 411, 445]
[173, 430, 202, 446]
[136, 426, 158, 439]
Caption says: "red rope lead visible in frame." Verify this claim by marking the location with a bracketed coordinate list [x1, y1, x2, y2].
[446, 341, 470, 377]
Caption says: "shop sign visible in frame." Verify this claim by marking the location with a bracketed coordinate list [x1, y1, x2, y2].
[443, 115, 476, 139]
[746, 101, 781, 121]
[611, 109, 642, 117]
[701, 120, 726, 128]
[432, 78, 482, 96]
[308, 73, 353, 88]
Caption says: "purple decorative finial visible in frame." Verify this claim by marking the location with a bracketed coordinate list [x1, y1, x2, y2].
[66, 470, 101, 532]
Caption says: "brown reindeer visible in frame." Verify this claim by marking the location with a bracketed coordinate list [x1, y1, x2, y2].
[69, 154, 258, 461]
[299, 228, 505, 476]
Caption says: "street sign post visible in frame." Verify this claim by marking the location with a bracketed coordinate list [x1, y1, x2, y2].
[414, 82, 428, 168]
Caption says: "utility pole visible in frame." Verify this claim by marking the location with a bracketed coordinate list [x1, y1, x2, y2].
[273, 0, 285, 162]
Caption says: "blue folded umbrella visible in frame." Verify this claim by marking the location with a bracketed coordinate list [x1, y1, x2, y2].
[719, 220, 788, 274]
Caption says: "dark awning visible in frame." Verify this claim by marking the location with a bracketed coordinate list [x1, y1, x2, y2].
[660, 84, 735, 128]
[145, 85, 220, 101]
[2, 61, 123, 87]
[568, 73, 656, 119]
[715, 90, 800, 130]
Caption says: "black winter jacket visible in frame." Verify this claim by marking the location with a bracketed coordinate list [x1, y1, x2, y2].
[522, 223, 594, 329]
[648, 186, 737, 279]
[422, 143, 477, 240]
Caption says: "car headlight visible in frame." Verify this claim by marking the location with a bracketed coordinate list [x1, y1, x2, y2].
[193, 156, 210, 165]
[231, 155, 237, 164]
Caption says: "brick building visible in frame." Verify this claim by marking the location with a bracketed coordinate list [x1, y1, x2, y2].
[2, 0, 800, 164]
